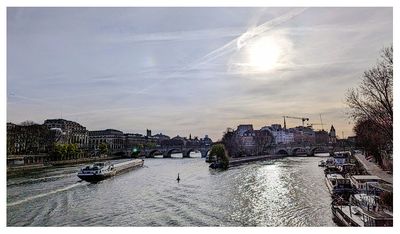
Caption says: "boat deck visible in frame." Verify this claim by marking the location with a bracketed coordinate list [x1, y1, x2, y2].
[333, 205, 364, 226]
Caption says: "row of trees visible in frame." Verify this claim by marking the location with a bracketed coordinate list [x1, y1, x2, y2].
[7, 122, 57, 155]
[346, 45, 393, 169]
[51, 143, 80, 161]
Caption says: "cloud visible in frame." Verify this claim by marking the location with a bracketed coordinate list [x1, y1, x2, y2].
[7, 8, 392, 140]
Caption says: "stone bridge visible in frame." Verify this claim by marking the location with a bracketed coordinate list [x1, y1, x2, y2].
[271, 144, 347, 156]
[139, 145, 212, 158]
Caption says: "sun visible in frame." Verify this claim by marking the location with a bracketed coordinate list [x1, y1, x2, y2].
[247, 36, 282, 72]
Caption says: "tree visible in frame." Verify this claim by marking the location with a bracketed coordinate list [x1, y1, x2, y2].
[346, 45, 393, 145]
[53, 143, 67, 160]
[353, 119, 386, 165]
[379, 191, 393, 208]
[20, 120, 37, 126]
[99, 142, 109, 156]
[67, 143, 79, 159]
[254, 130, 274, 155]
[145, 142, 157, 149]
[209, 143, 229, 169]
[221, 128, 242, 157]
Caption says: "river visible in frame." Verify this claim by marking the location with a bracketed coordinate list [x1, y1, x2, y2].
[7, 154, 337, 226]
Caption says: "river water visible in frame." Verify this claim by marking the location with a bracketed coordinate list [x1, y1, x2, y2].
[7, 154, 336, 226]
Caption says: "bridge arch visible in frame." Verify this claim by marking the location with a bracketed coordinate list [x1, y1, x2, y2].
[276, 149, 289, 155]
[183, 148, 194, 158]
[183, 148, 204, 158]
[291, 147, 307, 156]
[146, 149, 163, 158]
[164, 148, 181, 158]
[309, 146, 329, 156]
[200, 149, 210, 158]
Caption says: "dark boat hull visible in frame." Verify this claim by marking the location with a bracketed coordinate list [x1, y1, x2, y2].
[77, 172, 115, 182]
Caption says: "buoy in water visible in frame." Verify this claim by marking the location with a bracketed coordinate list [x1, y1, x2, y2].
[177, 173, 180, 183]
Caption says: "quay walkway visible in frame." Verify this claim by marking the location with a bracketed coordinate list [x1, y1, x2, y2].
[354, 153, 392, 184]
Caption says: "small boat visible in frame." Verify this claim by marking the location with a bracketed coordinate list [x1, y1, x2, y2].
[324, 165, 341, 176]
[209, 161, 224, 169]
[325, 157, 335, 167]
[318, 160, 326, 167]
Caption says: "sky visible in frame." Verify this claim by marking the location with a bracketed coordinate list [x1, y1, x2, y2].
[7, 7, 393, 141]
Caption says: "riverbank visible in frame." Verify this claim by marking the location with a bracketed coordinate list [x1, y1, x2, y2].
[7, 155, 126, 177]
[49, 155, 124, 166]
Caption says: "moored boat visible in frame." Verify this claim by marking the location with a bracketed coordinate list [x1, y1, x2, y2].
[325, 173, 353, 196]
[318, 160, 326, 167]
[331, 200, 393, 226]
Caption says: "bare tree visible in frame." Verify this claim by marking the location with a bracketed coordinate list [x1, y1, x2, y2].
[254, 130, 274, 155]
[20, 120, 37, 126]
[346, 45, 393, 144]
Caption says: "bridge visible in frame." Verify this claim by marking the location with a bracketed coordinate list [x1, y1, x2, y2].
[271, 143, 348, 156]
[134, 145, 212, 158]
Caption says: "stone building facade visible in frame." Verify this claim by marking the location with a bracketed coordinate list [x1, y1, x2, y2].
[261, 124, 294, 144]
[44, 119, 88, 149]
[89, 129, 124, 152]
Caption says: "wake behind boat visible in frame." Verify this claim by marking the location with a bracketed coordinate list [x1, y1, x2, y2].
[77, 159, 144, 182]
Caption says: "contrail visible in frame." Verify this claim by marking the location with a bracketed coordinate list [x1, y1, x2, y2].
[197, 8, 307, 66]
[135, 8, 307, 94]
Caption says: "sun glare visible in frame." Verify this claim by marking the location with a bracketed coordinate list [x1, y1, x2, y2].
[247, 36, 282, 72]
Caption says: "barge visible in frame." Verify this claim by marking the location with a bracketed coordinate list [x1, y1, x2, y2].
[332, 203, 393, 226]
[325, 173, 353, 196]
[77, 159, 144, 182]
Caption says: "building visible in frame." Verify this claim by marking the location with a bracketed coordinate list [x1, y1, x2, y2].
[44, 118, 88, 148]
[291, 126, 316, 144]
[89, 129, 124, 152]
[261, 124, 294, 144]
[236, 124, 254, 136]
[162, 135, 185, 147]
[241, 130, 256, 150]
[315, 130, 330, 144]
[146, 129, 152, 137]
[329, 125, 337, 144]
[152, 133, 170, 145]
[7, 122, 55, 155]
[233, 124, 274, 156]
[200, 135, 213, 146]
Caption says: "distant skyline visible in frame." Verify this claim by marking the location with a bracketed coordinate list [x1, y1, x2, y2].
[7, 7, 393, 140]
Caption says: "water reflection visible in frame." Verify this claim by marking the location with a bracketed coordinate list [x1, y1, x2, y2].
[7, 156, 336, 226]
